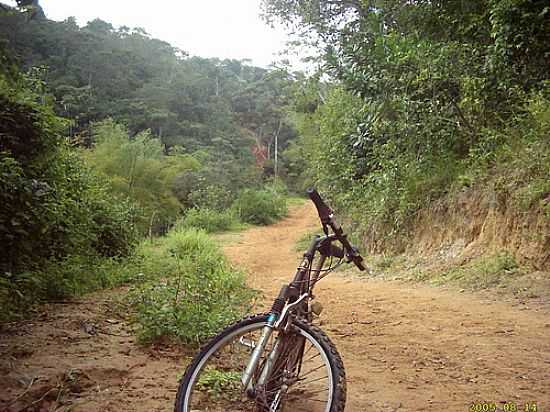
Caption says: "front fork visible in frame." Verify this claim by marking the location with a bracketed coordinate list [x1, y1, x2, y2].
[241, 313, 279, 392]
[241, 255, 325, 396]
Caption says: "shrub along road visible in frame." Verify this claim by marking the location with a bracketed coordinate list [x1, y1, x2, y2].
[1, 203, 549, 411]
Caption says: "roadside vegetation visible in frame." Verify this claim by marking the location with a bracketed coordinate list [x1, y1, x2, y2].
[128, 228, 255, 345]
[2, 0, 549, 327]
[232, 186, 288, 226]
[361, 250, 550, 301]
[0, 5, 292, 327]
[177, 208, 240, 234]
[0, 67, 286, 324]
[267, 0, 549, 290]
[270, 1, 549, 239]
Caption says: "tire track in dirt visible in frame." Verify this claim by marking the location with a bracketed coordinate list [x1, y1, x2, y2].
[223, 203, 550, 412]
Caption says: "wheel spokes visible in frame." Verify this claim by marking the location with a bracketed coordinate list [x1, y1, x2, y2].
[184, 323, 333, 412]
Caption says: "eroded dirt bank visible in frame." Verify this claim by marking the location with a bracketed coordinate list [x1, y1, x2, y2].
[1, 203, 549, 411]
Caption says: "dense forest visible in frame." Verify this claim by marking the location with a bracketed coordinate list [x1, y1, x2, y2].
[1, 0, 549, 323]
[0, 2, 294, 322]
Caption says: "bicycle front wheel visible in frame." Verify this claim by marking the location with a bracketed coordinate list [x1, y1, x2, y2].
[174, 314, 346, 412]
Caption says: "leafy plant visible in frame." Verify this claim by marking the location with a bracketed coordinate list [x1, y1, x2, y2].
[128, 228, 254, 345]
[263, 0, 550, 258]
[232, 189, 288, 225]
[84, 119, 200, 234]
[177, 208, 238, 233]
[0, 62, 141, 320]
[434, 253, 521, 290]
[186, 184, 235, 212]
[197, 370, 242, 400]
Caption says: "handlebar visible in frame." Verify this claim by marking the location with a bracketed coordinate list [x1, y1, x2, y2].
[306, 188, 332, 223]
[307, 188, 366, 271]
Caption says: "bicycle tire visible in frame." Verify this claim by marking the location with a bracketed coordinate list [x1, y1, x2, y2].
[174, 314, 346, 412]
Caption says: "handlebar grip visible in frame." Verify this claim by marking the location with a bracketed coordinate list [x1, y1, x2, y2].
[307, 188, 367, 272]
[306, 188, 332, 222]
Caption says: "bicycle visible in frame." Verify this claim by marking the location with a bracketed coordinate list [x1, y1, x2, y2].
[174, 188, 366, 412]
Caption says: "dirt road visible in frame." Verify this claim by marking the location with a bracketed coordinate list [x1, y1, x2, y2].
[1, 203, 549, 411]
[224, 203, 550, 412]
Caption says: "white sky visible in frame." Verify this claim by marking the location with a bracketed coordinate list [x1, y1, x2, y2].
[5, 0, 312, 69]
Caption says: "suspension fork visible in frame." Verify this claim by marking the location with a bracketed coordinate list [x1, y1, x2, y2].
[241, 312, 278, 392]
[241, 279, 292, 392]
[241, 250, 327, 394]
[254, 292, 309, 386]
[241, 291, 310, 392]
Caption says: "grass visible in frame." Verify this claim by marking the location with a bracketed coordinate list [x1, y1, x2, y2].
[0, 254, 143, 322]
[197, 370, 242, 400]
[176, 208, 241, 233]
[372, 254, 401, 271]
[286, 196, 307, 206]
[348, 250, 547, 301]
[232, 189, 288, 225]
[431, 252, 522, 289]
[1, 190, 292, 326]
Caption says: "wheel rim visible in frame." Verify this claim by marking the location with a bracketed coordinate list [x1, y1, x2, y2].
[182, 320, 334, 412]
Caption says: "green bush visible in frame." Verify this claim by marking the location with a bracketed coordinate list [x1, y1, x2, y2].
[0, 65, 140, 320]
[0, 254, 141, 322]
[187, 184, 234, 212]
[264, 179, 289, 196]
[0, 75, 140, 271]
[129, 228, 254, 345]
[264, 1, 549, 254]
[85, 120, 200, 235]
[232, 189, 288, 225]
[177, 208, 238, 233]
[459, 91, 550, 211]
[35, 255, 142, 300]
[173, 158, 262, 212]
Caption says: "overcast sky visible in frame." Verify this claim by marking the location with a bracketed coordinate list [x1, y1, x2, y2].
[5, 0, 310, 69]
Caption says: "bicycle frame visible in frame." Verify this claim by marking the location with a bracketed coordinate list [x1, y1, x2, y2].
[177, 189, 362, 412]
[241, 233, 335, 397]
